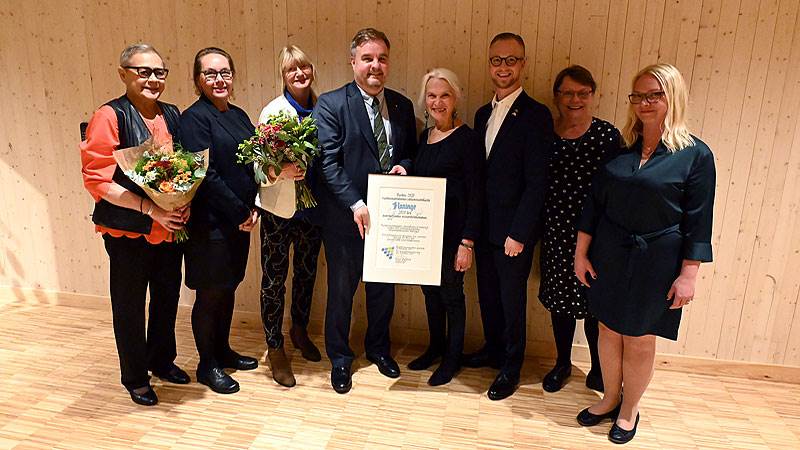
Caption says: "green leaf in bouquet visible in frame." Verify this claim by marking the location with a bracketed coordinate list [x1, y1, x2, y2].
[254, 165, 267, 184]
[194, 167, 207, 178]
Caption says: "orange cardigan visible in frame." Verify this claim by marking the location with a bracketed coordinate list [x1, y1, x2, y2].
[80, 105, 174, 244]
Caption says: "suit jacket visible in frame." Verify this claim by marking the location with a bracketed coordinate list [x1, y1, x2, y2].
[313, 81, 416, 238]
[180, 95, 257, 237]
[474, 90, 553, 246]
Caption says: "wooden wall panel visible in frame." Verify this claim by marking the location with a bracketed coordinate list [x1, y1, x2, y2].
[2, 0, 800, 366]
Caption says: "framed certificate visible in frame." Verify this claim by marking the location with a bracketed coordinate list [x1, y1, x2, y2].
[362, 174, 446, 286]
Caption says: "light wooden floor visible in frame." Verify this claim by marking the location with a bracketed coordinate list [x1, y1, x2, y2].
[1, 295, 799, 449]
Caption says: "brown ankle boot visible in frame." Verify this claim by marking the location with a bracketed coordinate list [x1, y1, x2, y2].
[267, 347, 296, 387]
[290, 325, 322, 362]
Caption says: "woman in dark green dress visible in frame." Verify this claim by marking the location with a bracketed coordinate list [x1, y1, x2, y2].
[573, 63, 715, 445]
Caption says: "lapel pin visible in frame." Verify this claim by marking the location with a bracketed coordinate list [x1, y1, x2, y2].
[512, 109, 518, 117]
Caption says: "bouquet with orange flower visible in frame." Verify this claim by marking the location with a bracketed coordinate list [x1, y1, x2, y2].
[237, 111, 319, 209]
[114, 138, 208, 242]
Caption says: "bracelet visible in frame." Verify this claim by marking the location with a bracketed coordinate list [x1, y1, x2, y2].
[144, 200, 154, 216]
[459, 241, 474, 250]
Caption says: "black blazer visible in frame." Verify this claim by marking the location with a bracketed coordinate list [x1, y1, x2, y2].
[180, 95, 257, 236]
[313, 81, 416, 237]
[474, 90, 553, 246]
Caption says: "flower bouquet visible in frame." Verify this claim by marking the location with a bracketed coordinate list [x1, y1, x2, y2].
[237, 111, 320, 209]
[113, 138, 208, 242]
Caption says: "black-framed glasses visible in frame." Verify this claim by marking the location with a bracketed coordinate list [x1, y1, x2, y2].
[124, 66, 169, 80]
[628, 91, 665, 104]
[489, 55, 523, 67]
[557, 89, 594, 100]
[202, 69, 234, 81]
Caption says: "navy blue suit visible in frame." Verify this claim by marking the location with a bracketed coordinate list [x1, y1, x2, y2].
[473, 90, 553, 378]
[313, 81, 415, 367]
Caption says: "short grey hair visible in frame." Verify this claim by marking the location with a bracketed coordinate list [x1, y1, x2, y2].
[119, 43, 164, 66]
[417, 68, 463, 109]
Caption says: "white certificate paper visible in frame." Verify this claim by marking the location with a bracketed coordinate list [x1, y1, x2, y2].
[363, 174, 446, 286]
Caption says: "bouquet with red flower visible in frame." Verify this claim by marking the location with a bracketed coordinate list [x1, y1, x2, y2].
[237, 111, 319, 209]
[114, 138, 208, 242]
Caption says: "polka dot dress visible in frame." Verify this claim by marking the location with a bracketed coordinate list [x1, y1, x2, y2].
[538, 118, 621, 319]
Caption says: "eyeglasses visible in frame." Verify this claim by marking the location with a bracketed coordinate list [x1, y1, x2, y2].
[628, 91, 665, 104]
[201, 69, 234, 81]
[489, 55, 523, 67]
[124, 66, 169, 80]
[557, 89, 593, 100]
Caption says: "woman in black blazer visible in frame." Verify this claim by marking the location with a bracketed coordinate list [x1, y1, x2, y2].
[407, 68, 483, 386]
[180, 47, 259, 394]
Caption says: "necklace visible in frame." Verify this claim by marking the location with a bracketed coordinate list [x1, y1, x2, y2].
[558, 118, 592, 151]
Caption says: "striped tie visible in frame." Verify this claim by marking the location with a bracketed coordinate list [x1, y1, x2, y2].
[371, 96, 391, 171]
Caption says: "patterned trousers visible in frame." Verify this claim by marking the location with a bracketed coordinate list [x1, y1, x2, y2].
[259, 212, 322, 349]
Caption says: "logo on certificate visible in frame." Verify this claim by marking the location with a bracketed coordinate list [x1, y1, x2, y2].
[381, 246, 396, 261]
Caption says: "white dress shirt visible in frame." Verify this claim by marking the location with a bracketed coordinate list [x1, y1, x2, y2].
[351, 85, 394, 211]
[484, 86, 523, 158]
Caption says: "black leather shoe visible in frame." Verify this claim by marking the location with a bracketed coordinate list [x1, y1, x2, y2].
[428, 359, 460, 386]
[367, 354, 400, 378]
[220, 352, 259, 371]
[609, 413, 639, 444]
[407, 347, 442, 371]
[585, 369, 604, 392]
[577, 402, 622, 426]
[331, 366, 352, 394]
[197, 367, 240, 394]
[152, 364, 190, 385]
[542, 364, 572, 393]
[462, 346, 502, 369]
[128, 386, 158, 406]
[487, 373, 518, 400]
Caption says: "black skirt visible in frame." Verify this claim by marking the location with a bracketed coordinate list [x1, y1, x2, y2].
[183, 227, 251, 290]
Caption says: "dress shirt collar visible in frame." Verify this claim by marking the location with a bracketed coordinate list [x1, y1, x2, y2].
[356, 83, 386, 109]
[491, 85, 523, 110]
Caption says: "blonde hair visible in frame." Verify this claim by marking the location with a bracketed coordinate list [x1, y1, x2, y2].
[417, 67, 463, 110]
[622, 63, 694, 152]
[278, 45, 317, 100]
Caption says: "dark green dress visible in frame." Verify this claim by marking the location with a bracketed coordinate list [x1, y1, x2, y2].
[577, 136, 715, 339]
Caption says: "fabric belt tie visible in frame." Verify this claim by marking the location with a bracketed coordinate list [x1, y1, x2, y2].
[603, 217, 681, 279]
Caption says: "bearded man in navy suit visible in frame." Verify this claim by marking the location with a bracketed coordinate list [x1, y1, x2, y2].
[313, 28, 417, 394]
[463, 32, 554, 400]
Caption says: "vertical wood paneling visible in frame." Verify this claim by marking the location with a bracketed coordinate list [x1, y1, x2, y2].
[2, 0, 800, 366]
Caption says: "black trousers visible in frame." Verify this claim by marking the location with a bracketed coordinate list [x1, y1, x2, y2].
[420, 246, 466, 360]
[322, 230, 394, 367]
[102, 234, 183, 390]
[259, 212, 322, 349]
[475, 240, 534, 379]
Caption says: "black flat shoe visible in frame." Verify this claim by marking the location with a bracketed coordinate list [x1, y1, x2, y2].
[585, 369, 604, 392]
[152, 364, 190, 385]
[408, 347, 442, 371]
[576, 402, 621, 427]
[461, 346, 502, 369]
[487, 373, 518, 401]
[428, 360, 459, 386]
[331, 366, 352, 394]
[609, 413, 640, 444]
[542, 364, 572, 393]
[128, 386, 158, 406]
[220, 352, 259, 371]
[367, 354, 400, 378]
[197, 367, 240, 394]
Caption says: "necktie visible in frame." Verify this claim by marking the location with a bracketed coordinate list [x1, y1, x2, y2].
[371, 96, 390, 171]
